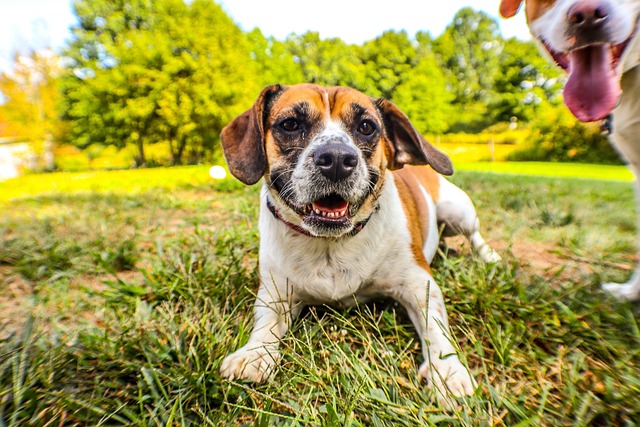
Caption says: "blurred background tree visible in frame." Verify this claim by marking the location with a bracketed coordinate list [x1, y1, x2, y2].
[0, 49, 64, 167]
[60, 0, 256, 166]
[0, 1, 620, 170]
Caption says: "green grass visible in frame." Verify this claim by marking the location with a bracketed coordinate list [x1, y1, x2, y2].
[455, 161, 634, 181]
[1, 165, 639, 426]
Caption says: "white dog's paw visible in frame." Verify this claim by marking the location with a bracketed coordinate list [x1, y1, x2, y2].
[220, 344, 280, 382]
[419, 357, 477, 409]
[479, 246, 502, 264]
[602, 281, 640, 302]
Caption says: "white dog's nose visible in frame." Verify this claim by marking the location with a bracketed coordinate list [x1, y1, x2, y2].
[567, 0, 610, 28]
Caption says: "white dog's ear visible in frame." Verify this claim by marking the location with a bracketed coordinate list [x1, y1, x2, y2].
[221, 84, 284, 185]
[376, 98, 453, 175]
[500, 0, 523, 18]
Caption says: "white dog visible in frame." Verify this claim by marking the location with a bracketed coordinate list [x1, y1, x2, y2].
[219, 84, 500, 406]
[501, 0, 640, 300]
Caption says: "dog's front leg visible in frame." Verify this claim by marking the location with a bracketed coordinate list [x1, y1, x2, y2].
[602, 66, 640, 301]
[394, 270, 476, 407]
[220, 274, 297, 382]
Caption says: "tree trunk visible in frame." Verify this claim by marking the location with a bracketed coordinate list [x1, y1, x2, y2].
[135, 138, 146, 167]
[171, 137, 187, 166]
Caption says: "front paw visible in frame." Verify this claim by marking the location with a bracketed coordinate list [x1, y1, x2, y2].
[220, 344, 280, 382]
[419, 357, 477, 408]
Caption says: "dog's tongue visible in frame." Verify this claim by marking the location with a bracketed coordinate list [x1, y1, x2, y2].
[564, 45, 621, 122]
[313, 195, 348, 213]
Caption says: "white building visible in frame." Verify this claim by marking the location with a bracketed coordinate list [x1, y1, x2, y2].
[0, 137, 31, 181]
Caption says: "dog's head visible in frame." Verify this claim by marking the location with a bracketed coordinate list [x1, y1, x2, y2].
[221, 84, 452, 238]
[500, 0, 640, 121]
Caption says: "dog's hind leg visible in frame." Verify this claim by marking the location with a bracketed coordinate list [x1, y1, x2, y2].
[435, 176, 501, 263]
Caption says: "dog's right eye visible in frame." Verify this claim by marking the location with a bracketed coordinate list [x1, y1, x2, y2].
[280, 118, 300, 132]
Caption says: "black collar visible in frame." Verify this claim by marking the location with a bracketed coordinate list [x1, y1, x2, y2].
[265, 197, 370, 238]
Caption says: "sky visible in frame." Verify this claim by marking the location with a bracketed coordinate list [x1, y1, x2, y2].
[0, 0, 531, 72]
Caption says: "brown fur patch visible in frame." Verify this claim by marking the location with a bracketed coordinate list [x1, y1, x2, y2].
[392, 168, 433, 272]
[403, 164, 441, 202]
[525, 0, 557, 22]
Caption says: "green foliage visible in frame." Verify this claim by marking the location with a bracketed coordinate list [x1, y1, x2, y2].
[359, 31, 417, 99]
[391, 51, 453, 134]
[490, 38, 565, 124]
[61, 0, 257, 166]
[247, 29, 305, 86]
[1, 2, 601, 167]
[284, 32, 369, 90]
[433, 8, 502, 106]
[509, 112, 621, 164]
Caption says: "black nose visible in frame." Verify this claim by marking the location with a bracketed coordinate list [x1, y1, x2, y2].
[567, 1, 610, 29]
[313, 144, 359, 182]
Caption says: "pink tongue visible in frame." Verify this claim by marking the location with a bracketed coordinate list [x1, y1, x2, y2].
[564, 45, 621, 122]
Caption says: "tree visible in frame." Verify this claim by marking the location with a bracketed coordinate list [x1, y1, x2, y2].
[360, 30, 417, 99]
[0, 49, 64, 166]
[392, 49, 453, 135]
[61, 0, 257, 166]
[433, 8, 502, 106]
[491, 38, 564, 123]
[285, 32, 369, 91]
[246, 29, 304, 86]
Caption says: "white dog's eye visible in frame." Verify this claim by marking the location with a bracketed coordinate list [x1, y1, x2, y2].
[357, 119, 376, 136]
[280, 118, 300, 132]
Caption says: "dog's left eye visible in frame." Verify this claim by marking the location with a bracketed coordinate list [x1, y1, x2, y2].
[357, 120, 376, 136]
[280, 118, 300, 132]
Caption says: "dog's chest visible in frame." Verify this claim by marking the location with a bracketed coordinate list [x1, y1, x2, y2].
[259, 182, 418, 304]
[282, 237, 384, 304]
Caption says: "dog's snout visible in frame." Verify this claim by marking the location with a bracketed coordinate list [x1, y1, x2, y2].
[567, 1, 610, 28]
[313, 145, 359, 182]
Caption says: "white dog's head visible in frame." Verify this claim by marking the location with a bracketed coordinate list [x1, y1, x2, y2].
[501, 0, 640, 121]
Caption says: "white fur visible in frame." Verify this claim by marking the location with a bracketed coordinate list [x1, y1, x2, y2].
[524, 0, 640, 300]
[602, 64, 640, 300]
[436, 176, 502, 263]
[220, 173, 494, 407]
[420, 185, 440, 263]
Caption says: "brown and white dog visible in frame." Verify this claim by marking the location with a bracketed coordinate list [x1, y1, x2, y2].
[500, 0, 640, 301]
[219, 84, 500, 406]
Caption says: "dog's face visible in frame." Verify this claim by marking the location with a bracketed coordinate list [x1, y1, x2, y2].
[500, 0, 640, 121]
[221, 84, 452, 238]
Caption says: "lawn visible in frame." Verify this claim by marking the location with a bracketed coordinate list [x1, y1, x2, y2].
[0, 164, 639, 426]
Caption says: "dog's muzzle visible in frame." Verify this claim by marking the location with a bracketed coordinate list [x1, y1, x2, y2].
[277, 132, 373, 237]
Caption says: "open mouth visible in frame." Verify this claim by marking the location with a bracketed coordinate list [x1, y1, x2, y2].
[541, 21, 638, 122]
[302, 193, 351, 223]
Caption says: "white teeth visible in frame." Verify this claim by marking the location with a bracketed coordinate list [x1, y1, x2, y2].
[308, 205, 349, 218]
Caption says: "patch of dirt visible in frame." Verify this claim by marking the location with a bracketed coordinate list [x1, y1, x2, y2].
[441, 236, 632, 283]
[0, 266, 35, 339]
[498, 240, 594, 282]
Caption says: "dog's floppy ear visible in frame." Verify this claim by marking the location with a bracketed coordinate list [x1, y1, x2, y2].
[376, 98, 453, 175]
[221, 84, 284, 185]
[500, 0, 523, 18]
